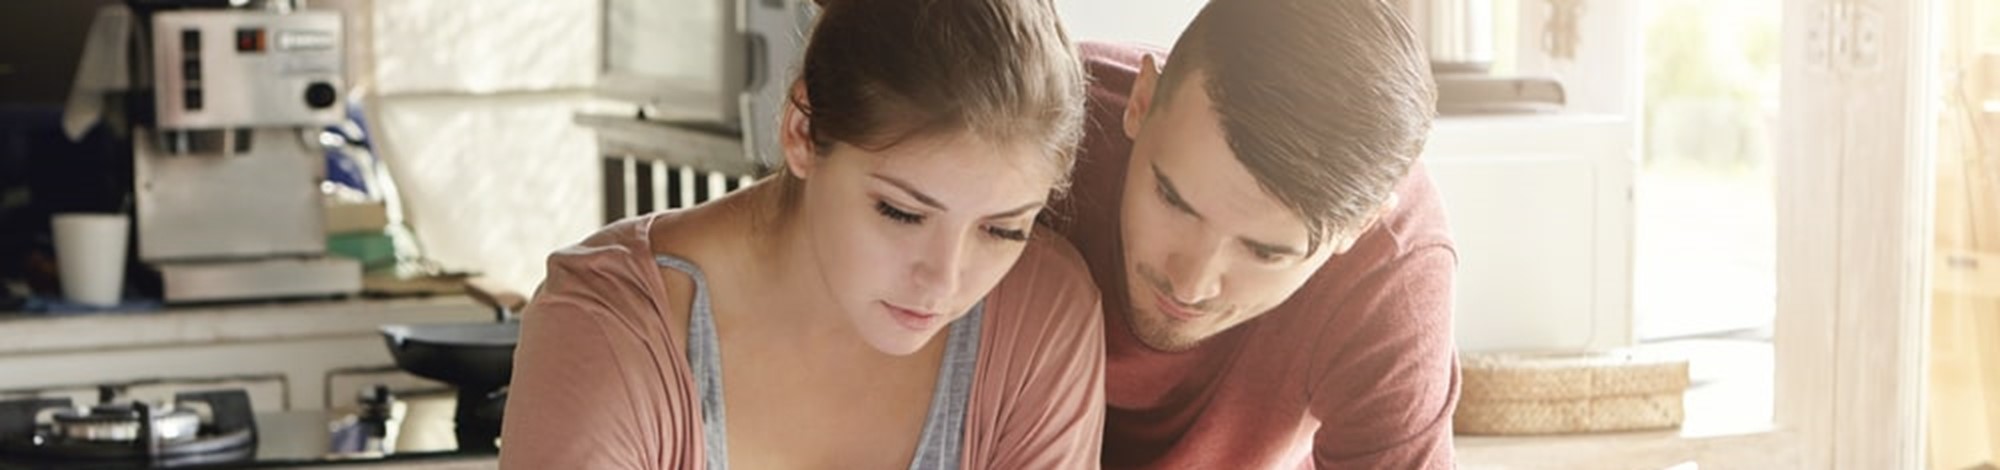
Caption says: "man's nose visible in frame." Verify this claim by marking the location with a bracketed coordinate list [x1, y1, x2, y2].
[1165, 240, 1226, 306]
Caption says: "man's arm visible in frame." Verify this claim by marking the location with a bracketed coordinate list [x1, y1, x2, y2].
[1308, 246, 1460, 469]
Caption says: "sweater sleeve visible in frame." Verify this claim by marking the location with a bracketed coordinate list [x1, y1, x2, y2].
[962, 228, 1109, 469]
[1307, 246, 1460, 469]
[499, 244, 702, 470]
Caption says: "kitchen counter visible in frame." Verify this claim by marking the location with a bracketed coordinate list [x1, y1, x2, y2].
[1455, 338, 1796, 469]
[1458, 426, 1798, 470]
[287, 457, 496, 470]
[0, 296, 489, 357]
[0, 296, 491, 412]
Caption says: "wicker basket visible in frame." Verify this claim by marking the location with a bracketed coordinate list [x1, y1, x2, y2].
[1455, 350, 1690, 435]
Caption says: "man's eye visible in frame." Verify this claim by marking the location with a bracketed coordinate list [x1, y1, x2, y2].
[1246, 243, 1296, 263]
[876, 201, 923, 224]
[1156, 184, 1185, 212]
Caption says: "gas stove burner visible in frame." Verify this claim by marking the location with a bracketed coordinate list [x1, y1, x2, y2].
[0, 388, 257, 467]
[51, 402, 201, 444]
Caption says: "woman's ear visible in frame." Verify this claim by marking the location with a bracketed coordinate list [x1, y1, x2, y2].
[781, 82, 818, 180]
[1122, 54, 1162, 140]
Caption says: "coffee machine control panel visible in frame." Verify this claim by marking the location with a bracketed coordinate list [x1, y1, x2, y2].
[150, 10, 343, 130]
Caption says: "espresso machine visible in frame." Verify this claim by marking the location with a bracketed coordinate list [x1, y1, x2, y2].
[128, 0, 359, 303]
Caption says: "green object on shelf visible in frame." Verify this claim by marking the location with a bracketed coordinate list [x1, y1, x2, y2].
[328, 231, 397, 269]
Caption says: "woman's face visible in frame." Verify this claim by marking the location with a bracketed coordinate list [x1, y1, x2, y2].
[785, 128, 1058, 356]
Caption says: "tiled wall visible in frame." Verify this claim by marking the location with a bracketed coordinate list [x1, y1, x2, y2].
[1058, 0, 1203, 47]
[369, 0, 596, 94]
[358, 0, 603, 295]
[334, 0, 1203, 295]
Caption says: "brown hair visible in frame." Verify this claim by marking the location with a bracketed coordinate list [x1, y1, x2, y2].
[775, 0, 1088, 201]
[1154, 0, 1436, 253]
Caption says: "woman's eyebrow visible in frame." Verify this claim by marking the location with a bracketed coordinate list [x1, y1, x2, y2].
[872, 173, 1043, 219]
[872, 174, 947, 211]
[987, 201, 1044, 220]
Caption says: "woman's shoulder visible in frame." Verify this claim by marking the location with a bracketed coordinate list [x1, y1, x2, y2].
[529, 213, 675, 330]
[981, 227, 1105, 348]
[507, 213, 703, 470]
[541, 215, 653, 289]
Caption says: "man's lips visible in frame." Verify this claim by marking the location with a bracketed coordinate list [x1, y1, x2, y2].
[1153, 289, 1208, 321]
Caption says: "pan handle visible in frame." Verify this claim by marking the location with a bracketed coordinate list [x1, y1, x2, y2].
[464, 277, 528, 323]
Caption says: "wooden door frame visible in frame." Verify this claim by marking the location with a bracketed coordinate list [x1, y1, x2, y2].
[1774, 0, 1939, 468]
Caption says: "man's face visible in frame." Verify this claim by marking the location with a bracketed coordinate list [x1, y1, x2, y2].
[1115, 62, 1365, 352]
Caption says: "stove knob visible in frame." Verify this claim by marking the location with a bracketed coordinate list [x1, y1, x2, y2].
[358, 384, 395, 420]
[97, 385, 123, 405]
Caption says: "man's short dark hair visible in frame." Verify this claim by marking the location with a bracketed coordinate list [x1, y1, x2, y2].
[1154, 0, 1436, 253]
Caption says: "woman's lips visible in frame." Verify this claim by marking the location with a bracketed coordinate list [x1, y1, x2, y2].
[883, 301, 943, 331]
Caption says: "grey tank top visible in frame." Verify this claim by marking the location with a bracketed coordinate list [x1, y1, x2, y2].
[654, 254, 982, 470]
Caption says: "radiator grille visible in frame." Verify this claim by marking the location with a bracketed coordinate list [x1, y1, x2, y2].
[602, 157, 758, 223]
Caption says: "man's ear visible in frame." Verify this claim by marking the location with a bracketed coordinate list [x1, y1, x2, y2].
[1123, 54, 1163, 140]
[781, 82, 818, 179]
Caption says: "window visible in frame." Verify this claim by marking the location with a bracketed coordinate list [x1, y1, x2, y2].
[1927, 0, 2000, 467]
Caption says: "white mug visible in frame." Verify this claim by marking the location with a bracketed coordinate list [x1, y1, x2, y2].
[52, 213, 130, 307]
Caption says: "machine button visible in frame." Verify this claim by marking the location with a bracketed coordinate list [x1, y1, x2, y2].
[236, 28, 264, 52]
[304, 82, 337, 109]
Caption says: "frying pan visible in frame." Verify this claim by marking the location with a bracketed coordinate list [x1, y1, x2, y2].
[378, 277, 528, 389]
[379, 322, 518, 389]
[377, 278, 526, 451]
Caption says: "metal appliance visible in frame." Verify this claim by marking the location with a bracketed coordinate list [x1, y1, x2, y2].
[1398, 0, 1567, 115]
[595, 0, 813, 167]
[0, 382, 491, 468]
[0, 387, 258, 467]
[583, 0, 816, 222]
[128, 0, 359, 303]
[1406, 0, 1496, 73]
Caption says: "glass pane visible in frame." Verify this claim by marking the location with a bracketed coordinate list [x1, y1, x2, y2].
[1634, 0, 1780, 342]
[1632, 0, 1780, 433]
[1928, 0, 2000, 467]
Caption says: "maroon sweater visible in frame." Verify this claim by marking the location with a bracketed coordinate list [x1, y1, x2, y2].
[1055, 41, 1461, 470]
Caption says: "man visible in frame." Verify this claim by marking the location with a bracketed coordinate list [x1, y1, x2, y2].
[1051, 0, 1457, 468]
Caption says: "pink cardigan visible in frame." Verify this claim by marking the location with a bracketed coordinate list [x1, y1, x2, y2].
[499, 213, 1107, 469]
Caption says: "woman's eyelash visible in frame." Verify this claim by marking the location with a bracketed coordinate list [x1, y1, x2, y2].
[986, 227, 1029, 242]
[877, 201, 924, 224]
[879, 200, 1029, 242]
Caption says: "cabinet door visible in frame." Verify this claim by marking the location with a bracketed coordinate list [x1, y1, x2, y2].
[0, 336, 401, 411]
[1425, 115, 1635, 353]
[1431, 155, 1603, 352]
[323, 366, 450, 411]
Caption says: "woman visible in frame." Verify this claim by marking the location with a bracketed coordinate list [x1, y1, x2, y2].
[497, 0, 1103, 468]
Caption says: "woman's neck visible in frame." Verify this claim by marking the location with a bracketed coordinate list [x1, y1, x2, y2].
[708, 182, 870, 348]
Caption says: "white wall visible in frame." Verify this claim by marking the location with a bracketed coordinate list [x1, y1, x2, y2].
[359, 0, 604, 295]
[1058, 0, 1204, 47]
